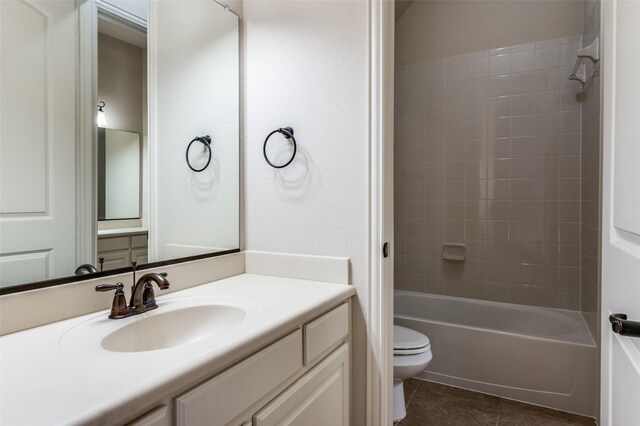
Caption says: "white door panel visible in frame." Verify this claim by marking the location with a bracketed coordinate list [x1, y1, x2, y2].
[0, 0, 77, 286]
[601, 0, 640, 424]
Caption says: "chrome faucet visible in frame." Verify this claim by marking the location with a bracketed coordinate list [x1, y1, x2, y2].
[95, 272, 170, 319]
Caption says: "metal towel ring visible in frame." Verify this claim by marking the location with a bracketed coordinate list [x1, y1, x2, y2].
[186, 135, 212, 172]
[263, 127, 296, 169]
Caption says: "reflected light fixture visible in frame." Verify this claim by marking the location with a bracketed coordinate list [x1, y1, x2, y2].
[97, 101, 107, 127]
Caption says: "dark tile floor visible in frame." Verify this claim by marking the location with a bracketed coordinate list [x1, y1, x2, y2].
[396, 379, 596, 426]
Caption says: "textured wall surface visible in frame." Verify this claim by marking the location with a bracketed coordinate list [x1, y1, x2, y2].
[242, 1, 369, 423]
[396, 0, 584, 65]
[394, 36, 587, 309]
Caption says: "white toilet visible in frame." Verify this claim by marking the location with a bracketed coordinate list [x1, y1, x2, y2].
[393, 325, 432, 422]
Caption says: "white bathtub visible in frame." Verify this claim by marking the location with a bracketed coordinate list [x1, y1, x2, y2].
[394, 290, 597, 417]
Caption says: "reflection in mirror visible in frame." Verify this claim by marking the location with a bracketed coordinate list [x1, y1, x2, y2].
[0, 0, 240, 292]
[98, 128, 142, 220]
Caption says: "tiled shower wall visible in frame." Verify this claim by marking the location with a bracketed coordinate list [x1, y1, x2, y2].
[580, 0, 601, 337]
[394, 36, 585, 309]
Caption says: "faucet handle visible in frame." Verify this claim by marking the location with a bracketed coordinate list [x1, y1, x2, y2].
[95, 283, 124, 292]
[95, 283, 129, 319]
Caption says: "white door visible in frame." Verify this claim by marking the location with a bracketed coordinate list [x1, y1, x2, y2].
[601, 0, 640, 424]
[0, 0, 78, 287]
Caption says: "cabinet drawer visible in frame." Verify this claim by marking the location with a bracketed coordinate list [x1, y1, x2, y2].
[131, 234, 148, 249]
[127, 406, 169, 426]
[254, 344, 349, 426]
[175, 330, 303, 426]
[98, 236, 130, 252]
[303, 303, 348, 365]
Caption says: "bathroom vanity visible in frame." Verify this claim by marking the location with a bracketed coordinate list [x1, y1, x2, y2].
[0, 274, 354, 425]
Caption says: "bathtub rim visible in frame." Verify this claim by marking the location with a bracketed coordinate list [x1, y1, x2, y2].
[394, 290, 596, 348]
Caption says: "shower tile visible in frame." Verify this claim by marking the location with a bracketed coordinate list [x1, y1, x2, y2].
[424, 200, 444, 219]
[467, 100, 489, 120]
[485, 282, 510, 302]
[488, 179, 510, 200]
[446, 102, 467, 123]
[508, 284, 533, 305]
[535, 91, 561, 114]
[425, 143, 445, 162]
[511, 94, 536, 116]
[532, 286, 558, 307]
[466, 160, 487, 180]
[467, 77, 489, 99]
[488, 97, 511, 118]
[466, 220, 488, 240]
[445, 219, 465, 238]
[426, 105, 446, 124]
[535, 45, 561, 70]
[445, 161, 467, 180]
[445, 141, 466, 161]
[511, 115, 535, 137]
[425, 122, 445, 143]
[425, 181, 445, 200]
[489, 54, 511, 77]
[466, 239, 487, 259]
[405, 124, 426, 143]
[407, 86, 427, 108]
[425, 257, 444, 275]
[488, 75, 512, 97]
[445, 201, 466, 220]
[425, 238, 445, 256]
[426, 84, 445, 105]
[559, 266, 581, 289]
[488, 221, 509, 241]
[487, 200, 509, 220]
[395, 65, 408, 90]
[487, 261, 509, 282]
[446, 57, 467, 82]
[446, 81, 467, 102]
[487, 241, 510, 261]
[425, 220, 445, 238]
[466, 180, 488, 200]
[511, 158, 534, 179]
[425, 275, 445, 294]
[405, 273, 426, 292]
[445, 181, 465, 199]
[466, 140, 488, 160]
[408, 62, 426, 87]
[511, 49, 535, 73]
[427, 60, 446, 86]
[534, 68, 562, 91]
[559, 178, 580, 200]
[490, 46, 511, 56]
[466, 119, 488, 140]
[557, 288, 580, 310]
[488, 159, 510, 179]
[488, 138, 511, 159]
[425, 162, 445, 181]
[509, 72, 536, 94]
[467, 57, 489, 79]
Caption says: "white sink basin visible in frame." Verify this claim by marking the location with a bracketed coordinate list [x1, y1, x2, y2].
[60, 296, 262, 354]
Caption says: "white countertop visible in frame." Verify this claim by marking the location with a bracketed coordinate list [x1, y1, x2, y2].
[0, 274, 354, 426]
[97, 227, 148, 237]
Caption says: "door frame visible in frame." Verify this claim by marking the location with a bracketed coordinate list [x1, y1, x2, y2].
[76, 0, 98, 267]
[367, 0, 395, 424]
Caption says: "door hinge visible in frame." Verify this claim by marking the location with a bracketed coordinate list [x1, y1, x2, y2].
[382, 242, 389, 258]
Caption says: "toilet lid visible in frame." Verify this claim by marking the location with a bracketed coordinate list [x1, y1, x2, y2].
[394, 325, 430, 354]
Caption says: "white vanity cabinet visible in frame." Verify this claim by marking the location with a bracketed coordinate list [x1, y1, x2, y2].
[173, 302, 350, 426]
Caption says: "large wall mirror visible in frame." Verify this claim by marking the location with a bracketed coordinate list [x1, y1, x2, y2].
[0, 0, 240, 293]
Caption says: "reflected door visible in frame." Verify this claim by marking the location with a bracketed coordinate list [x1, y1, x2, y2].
[0, 0, 77, 286]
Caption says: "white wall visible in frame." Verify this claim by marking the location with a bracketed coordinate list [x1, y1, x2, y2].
[242, 0, 369, 422]
[151, 0, 240, 261]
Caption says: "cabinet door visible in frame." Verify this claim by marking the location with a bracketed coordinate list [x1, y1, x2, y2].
[175, 330, 303, 426]
[128, 406, 169, 426]
[99, 249, 131, 271]
[132, 248, 148, 265]
[253, 344, 349, 426]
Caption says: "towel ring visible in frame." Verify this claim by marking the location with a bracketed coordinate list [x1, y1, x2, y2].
[186, 135, 212, 172]
[263, 127, 296, 169]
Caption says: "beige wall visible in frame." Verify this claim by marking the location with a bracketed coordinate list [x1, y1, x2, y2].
[396, 1, 585, 65]
[98, 33, 145, 134]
